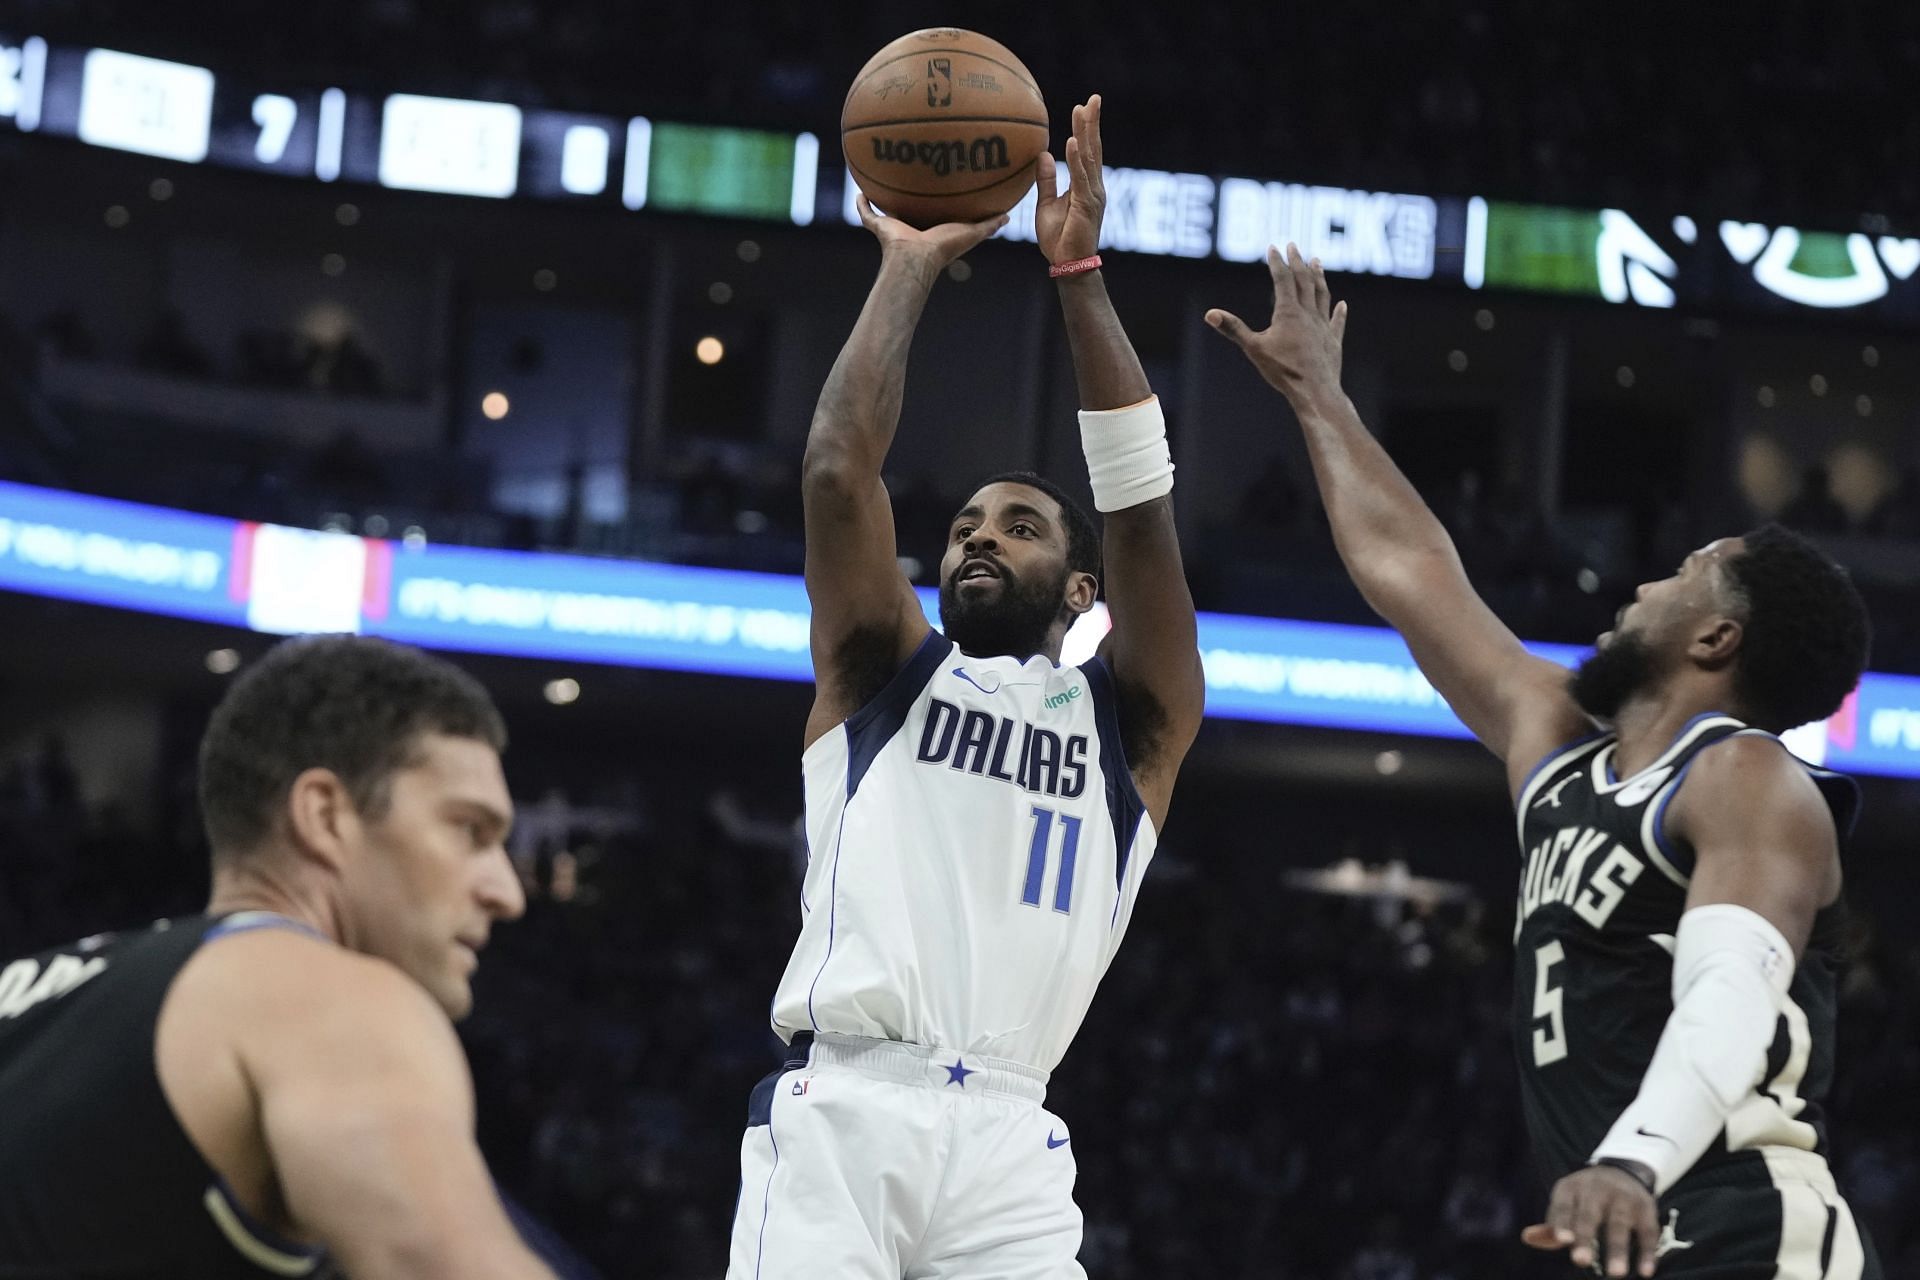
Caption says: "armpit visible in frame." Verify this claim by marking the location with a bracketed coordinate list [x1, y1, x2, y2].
[831, 623, 913, 716]
[1114, 674, 1172, 775]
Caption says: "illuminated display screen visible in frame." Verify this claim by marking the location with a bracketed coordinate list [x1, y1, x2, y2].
[1478, 202, 1608, 296]
[4, 480, 1917, 780]
[3, 31, 1917, 318]
[646, 122, 801, 221]
[377, 93, 523, 198]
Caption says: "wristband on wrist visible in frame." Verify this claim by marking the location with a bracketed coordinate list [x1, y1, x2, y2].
[1049, 254, 1102, 278]
[1079, 395, 1173, 512]
[1589, 1157, 1657, 1197]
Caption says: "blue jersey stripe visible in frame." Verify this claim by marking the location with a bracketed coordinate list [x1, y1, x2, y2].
[843, 631, 948, 800]
[1077, 655, 1146, 890]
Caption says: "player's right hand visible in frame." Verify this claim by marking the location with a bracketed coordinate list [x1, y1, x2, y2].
[1204, 243, 1347, 403]
[1522, 1163, 1661, 1277]
[857, 194, 1008, 269]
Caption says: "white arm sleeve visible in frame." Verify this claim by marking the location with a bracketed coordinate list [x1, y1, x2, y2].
[1590, 903, 1795, 1195]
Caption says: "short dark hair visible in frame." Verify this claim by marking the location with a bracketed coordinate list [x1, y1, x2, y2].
[198, 636, 507, 857]
[1721, 524, 1871, 732]
[972, 471, 1102, 582]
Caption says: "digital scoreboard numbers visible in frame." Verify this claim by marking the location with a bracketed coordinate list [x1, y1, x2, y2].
[75, 48, 213, 162]
[0, 35, 47, 131]
[200, 86, 325, 175]
[515, 109, 628, 201]
[377, 93, 522, 198]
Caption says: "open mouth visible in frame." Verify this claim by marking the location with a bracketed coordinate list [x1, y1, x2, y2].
[956, 559, 1001, 584]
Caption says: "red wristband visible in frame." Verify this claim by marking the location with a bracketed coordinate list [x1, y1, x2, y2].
[1049, 254, 1103, 278]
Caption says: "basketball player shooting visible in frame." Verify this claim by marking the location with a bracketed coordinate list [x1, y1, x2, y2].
[727, 95, 1205, 1279]
[0, 637, 561, 1280]
[1206, 247, 1880, 1279]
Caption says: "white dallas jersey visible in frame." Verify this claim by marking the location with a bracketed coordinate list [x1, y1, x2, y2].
[770, 633, 1158, 1072]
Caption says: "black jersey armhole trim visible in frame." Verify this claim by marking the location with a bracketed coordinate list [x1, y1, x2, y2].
[205, 1174, 327, 1269]
[1648, 755, 1704, 880]
[844, 630, 948, 799]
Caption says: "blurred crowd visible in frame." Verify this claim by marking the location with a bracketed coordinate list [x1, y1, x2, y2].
[4, 738, 1917, 1279]
[15, 0, 1920, 229]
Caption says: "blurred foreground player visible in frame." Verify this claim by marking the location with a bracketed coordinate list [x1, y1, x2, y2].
[1207, 248, 1880, 1277]
[729, 97, 1205, 1278]
[0, 636, 560, 1280]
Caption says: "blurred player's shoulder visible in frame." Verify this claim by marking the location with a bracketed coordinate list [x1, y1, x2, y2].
[160, 918, 447, 1054]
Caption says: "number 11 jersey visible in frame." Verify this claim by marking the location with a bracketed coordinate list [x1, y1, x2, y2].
[771, 633, 1156, 1072]
[1511, 713, 1857, 1189]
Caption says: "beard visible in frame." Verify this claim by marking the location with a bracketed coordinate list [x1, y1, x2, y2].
[938, 560, 1069, 659]
[1570, 628, 1660, 721]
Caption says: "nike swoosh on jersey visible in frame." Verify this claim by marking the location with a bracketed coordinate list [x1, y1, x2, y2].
[952, 668, 1001, 695]
[1616, 766, 1675, 806]
[1046, 1131, 1070, 1149]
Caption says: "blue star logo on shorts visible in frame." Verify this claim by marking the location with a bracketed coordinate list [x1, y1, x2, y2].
[944, 1058, 976, 1087]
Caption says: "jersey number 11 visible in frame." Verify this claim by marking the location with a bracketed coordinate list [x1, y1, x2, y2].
[1021, 806, 1082, 915]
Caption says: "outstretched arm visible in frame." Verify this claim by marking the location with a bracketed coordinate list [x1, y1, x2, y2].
[1037, 96, 1203, 827]
[1205, 248, 1589, 790]
[802, 199, 1006, 748]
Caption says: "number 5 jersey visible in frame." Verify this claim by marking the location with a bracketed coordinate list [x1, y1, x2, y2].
[1511, 713, 1858, 1188]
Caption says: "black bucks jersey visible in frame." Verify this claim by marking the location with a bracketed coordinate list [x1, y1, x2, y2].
[0, 914, 332, 1279]
[1510, 714, 1858, 1190]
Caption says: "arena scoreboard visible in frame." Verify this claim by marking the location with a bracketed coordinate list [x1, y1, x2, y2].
[3, 33, 1917, 321]
[5, 39, 818, 221]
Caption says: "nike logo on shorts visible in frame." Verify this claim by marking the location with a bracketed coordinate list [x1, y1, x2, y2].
[1046, 1131, 1070, 1149]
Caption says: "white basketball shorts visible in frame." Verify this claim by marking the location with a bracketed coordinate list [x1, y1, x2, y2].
[727, 1033, 1086, 1280]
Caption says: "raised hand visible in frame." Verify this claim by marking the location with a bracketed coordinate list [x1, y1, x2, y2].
[1035, 94, 1106, 266]
[1205, 243, 1348, 402]
[855, 193, 1007, 270]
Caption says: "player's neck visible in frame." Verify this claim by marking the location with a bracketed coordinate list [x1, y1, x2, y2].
[954, 642, 1061, 664]
[205, 861, 343, 945]
[1608, 684, 1735, 776]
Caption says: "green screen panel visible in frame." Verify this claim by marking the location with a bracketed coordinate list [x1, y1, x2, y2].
[1482, 202, 1605, 296]
[1785, 231, 1858, 278]
[648, 123, 796, 221]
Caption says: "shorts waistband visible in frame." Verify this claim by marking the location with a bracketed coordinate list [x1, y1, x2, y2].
[1678, 1147, 1837, 1195]
[787, 1032, 1048, 1104]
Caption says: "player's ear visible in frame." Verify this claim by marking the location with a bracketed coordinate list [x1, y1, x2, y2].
[1693, 616, 1743, 668]
[1064, 571, 1098, 617]
[285, 767, 359, 874]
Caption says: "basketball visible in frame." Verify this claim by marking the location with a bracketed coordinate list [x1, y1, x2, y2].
[841, 28, 1048, 229]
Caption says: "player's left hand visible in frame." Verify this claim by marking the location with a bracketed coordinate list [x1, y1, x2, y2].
[1035, 94, 1105, 266]
[1522, 1164, 1661, 1277]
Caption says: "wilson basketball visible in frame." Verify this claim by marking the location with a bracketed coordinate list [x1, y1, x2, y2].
[841, 29, 1047, 228]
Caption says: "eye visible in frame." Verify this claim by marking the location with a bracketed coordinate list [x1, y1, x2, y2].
[1011, 522, 1035, 537]
[953, 525, 974, 541]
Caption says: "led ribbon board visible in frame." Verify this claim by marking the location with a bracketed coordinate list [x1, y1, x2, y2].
[4, 480, 1916, 779]
[2, 33, 1915, 317]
